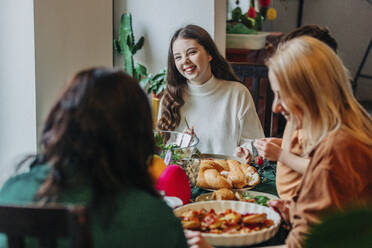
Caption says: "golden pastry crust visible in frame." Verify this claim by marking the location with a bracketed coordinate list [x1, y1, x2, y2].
[211, 188, 235, 200]
[242, 213, 267, 224]
[200, 160, 225, 172]
[196, 163, 215, 188]
[227, 160, 247, 189]
[213, 159, 230, 171]
[199, 163, 215, 172]
[196, 159, 260, 190]
[245, 165, 260, 187]
[204, 169, 233, 189]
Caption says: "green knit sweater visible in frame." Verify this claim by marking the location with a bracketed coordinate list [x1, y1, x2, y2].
[0, 164, 187, 248]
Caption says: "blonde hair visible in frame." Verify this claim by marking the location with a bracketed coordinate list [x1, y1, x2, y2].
[267, 36, 372, 154]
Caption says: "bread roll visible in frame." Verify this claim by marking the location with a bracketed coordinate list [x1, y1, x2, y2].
[196, 159, 260, 189]
[245, 165, 260, 187]
[204, 169, 233, 189]
[227, 160, 247, 189]
[213, 160, 230, 171]
[200, 160, 225, 172]
[211, 188, 235, 200]
[196, 163, 214, 188]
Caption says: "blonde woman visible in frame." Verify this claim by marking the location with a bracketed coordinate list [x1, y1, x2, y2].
[266, 36, 372, 247]
[238, 25, 339, 200]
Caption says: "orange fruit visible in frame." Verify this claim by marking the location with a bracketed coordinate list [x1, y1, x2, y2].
[148, 155, 167, 183]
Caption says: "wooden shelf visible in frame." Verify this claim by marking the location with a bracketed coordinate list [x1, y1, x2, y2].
[226, 32, 284, 137]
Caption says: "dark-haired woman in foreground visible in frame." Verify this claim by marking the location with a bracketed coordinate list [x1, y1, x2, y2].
[0, 68, 188, 247]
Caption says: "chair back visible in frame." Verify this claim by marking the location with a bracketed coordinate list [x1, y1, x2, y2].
[0, 204, 93, 248]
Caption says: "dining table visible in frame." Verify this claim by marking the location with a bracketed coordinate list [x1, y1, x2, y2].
[189, 161, 288, 248]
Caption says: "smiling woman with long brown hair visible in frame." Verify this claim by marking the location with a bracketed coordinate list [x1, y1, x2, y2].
[158, 24, 264, 156]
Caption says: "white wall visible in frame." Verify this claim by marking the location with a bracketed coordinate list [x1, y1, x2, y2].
[35, 0, 113, 141]
[0, 0, 37, 185]
[114, 0, 227, 75]
[0, 0, 113, 186]
[228, 0, 372, 101]
[298, 0, 372, 101]
[214, 0, 227, 56]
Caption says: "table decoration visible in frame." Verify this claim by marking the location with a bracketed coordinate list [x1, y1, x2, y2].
[227, 0, 278, 49]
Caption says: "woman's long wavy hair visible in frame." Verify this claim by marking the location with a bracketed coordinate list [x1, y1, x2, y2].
[157, 24, 240, 131]
[33, 68, 158, 203]
[267, 36, 372, 154]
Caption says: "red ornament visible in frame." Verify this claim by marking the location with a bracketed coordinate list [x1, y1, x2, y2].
[247, 6, 256, 18]
[258, 156, 264, 165]
[255, 156, 264, 166]
[259, 0, 271, 8]
[156, 165, 191, 204]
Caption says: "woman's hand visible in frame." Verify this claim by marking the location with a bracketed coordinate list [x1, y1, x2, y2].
[182, 126, 198, 148]
[254, 138, 283, 162]
[235, 146, 252, 164]
[183, 126, 195, 136]
[269, 199, 291, 229]
[183, 117, 195, 137]
[184, 230, 213, 248]
[255, 137, 309, 174]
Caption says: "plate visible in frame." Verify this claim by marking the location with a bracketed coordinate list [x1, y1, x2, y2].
[174, 200, 281, 247]
[163, 196, 183, 208]
[200, 153, 244, 163]
[199, 186, 254, 192]
[195, 190, 279, 202]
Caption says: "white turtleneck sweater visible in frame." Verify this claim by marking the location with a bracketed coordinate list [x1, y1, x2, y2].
[173, 76, 264, 156]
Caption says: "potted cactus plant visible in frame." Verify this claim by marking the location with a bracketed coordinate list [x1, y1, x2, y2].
[114, 13, 167, 128]
[114, 13, 147, 80]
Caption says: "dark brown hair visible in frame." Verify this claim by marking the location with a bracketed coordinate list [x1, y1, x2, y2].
[35, 68, 158, 203]
[157, 24, 240, 131]
[280, 24, 338, 53]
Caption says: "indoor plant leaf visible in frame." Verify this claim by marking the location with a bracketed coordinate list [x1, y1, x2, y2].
[113, 39, 121, 54]
[131, 36, 144, 54]
[135, 63, 147, 77]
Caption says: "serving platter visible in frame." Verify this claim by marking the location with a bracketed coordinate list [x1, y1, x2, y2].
[200, 153, 244, 163]
[163, 196, 183, 208]
[199, 185, 255, 192]
[174, 200, 281, 247]
[195, 190, 278, 202]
